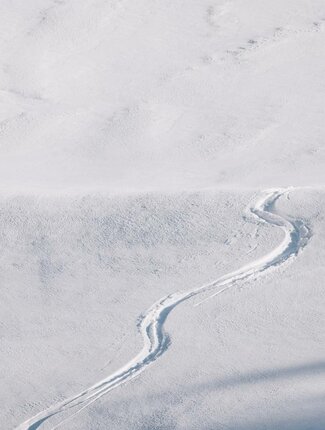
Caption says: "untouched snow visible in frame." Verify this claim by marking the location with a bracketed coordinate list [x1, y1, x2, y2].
[1, 0, 325, 192]
[0, 1, 325, 429]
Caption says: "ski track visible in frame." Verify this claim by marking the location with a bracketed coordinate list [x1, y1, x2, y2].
[16, 188, 310, 430]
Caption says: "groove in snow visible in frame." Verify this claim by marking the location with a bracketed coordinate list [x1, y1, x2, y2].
[16, 188, 310, 430]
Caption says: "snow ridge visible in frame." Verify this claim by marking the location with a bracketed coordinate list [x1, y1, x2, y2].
[16, 188, 310, 430]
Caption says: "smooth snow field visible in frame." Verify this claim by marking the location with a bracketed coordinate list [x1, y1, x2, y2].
[1, 1, 325, 429]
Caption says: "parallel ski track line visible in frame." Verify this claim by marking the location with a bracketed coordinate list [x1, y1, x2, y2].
[16, 188, 310, 430]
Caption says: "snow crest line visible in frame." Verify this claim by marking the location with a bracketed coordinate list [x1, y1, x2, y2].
[16, 188, 310, 430]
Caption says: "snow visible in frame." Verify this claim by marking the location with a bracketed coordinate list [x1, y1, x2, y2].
[1, 0, 325, 193]
[0, 1, 325, 429]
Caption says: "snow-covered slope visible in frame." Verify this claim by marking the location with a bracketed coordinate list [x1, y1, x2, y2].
[1, 1, 325, 429]
[1, 0, 325, 192]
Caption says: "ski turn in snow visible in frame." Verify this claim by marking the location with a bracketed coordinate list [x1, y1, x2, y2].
[16, 188, 310, 430]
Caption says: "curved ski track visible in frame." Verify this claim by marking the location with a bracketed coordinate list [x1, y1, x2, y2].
[16, 188, 310, 430]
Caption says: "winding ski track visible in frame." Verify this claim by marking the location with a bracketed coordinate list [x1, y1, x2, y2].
[16, 188, 310, 430]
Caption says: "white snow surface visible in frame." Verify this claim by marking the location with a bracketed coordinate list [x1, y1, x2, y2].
[1, 0, 325, 193]
[1, 1, 325, 429]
